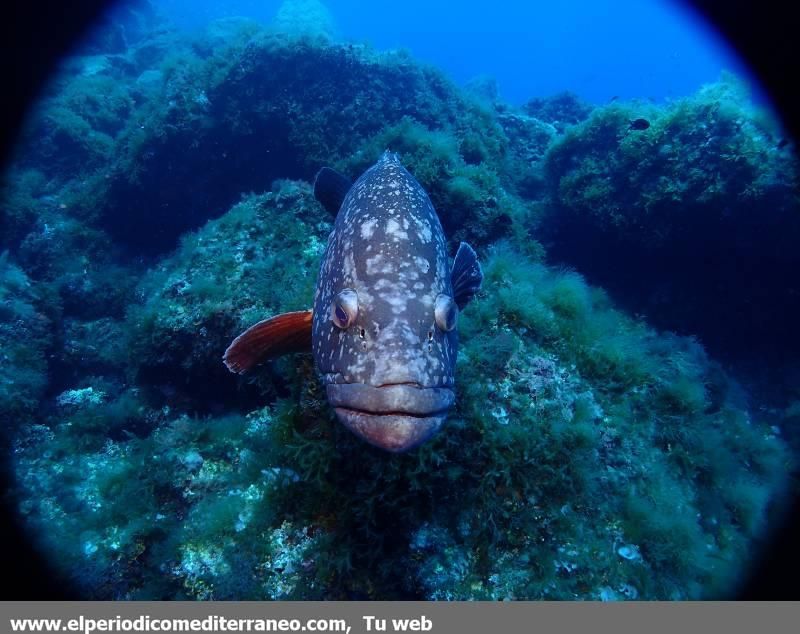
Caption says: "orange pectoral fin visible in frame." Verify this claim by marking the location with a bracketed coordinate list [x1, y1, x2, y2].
[223, 309, 313, 374]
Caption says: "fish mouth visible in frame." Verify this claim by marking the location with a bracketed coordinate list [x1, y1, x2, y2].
[326, 383, 455, 453]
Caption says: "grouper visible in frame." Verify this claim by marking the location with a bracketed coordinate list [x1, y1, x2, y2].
[223, 151, 483, 452]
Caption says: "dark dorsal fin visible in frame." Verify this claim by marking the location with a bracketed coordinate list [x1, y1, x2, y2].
[451, 242, 483, 310]
[223, 310, 313, 374]
[313, 167, 351, 215]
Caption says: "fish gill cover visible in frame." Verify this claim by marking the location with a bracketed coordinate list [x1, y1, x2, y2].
[1, 0, 798, 600]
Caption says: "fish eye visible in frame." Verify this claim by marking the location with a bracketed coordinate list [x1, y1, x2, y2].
[331, 288, 358, 329]
[434, 294, 458, 332]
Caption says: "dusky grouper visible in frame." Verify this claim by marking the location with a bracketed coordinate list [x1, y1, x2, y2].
[223, 151, 483, 452]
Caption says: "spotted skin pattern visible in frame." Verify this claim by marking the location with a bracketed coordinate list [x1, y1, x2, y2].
[312, 152, 461, 452]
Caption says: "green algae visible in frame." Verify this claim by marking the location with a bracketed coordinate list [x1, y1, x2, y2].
[541, 72, 800, 367]
[11, 231, 789, 598]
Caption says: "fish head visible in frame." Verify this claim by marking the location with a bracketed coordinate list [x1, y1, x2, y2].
[311, 152, 458, 452]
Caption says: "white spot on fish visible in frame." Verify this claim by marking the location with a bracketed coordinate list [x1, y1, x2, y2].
[412, 216, 432, 243]
[414, 255, 430, 273]
[361, 218, 378, 240]
[366, 254, 395, 276]
[386, 218, 408, 240]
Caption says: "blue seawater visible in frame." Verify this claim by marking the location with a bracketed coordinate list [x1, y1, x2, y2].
[1, 0, 797, 600]
[158, 0, 757, 105]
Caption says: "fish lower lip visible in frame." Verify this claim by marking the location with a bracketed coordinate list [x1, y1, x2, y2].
[332, 408, 446, 453]
[326, 383, 455, 417]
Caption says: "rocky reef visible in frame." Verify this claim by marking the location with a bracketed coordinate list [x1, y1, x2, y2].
[1, 7, 798, 600]
[542, 74, 800, 372]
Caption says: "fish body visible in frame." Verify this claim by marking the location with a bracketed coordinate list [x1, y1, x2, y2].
[224, 152, 482, 452]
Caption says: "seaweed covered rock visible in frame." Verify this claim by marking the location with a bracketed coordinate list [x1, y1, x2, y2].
[9, 229, 791, 599]
[403, 246, 790, 599]
[542, 74, 800, 367]
[366, 245, 789, 600]
[496, 109, 557, 197]
[523, 91, 594, 133]
[8, 18, 527, 255]
[0, 252, 54, 428]
[56, 317, 129, 382]
[126, 181, 328, 409]
[13, 402, 324, 599]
